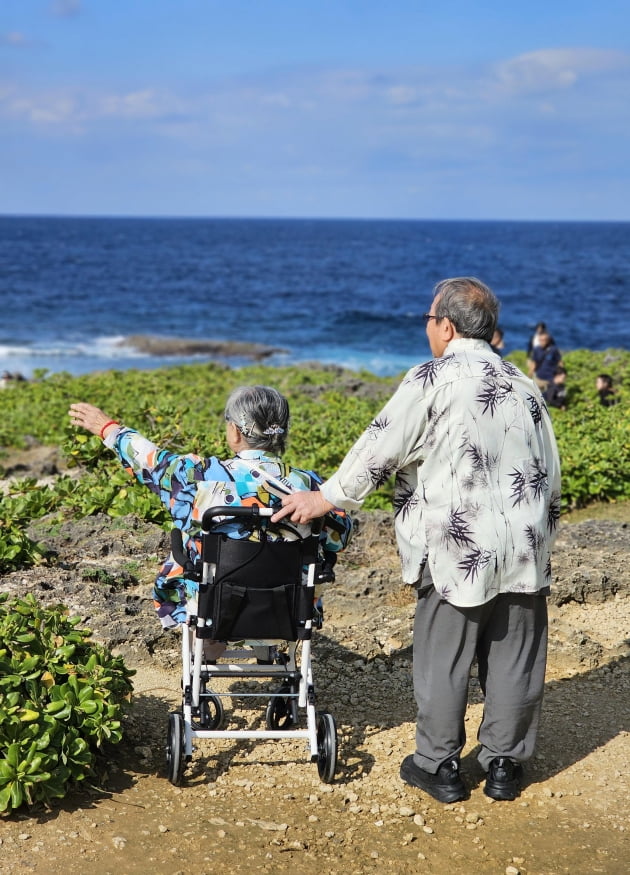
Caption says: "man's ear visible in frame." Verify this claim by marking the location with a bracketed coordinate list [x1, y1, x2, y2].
[441, 317, 458, 342]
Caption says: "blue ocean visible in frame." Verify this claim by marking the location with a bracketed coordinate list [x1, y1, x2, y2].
[1, 216, 628, 379]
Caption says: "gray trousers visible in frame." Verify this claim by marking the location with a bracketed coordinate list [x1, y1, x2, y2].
[412, 583, 548, 773]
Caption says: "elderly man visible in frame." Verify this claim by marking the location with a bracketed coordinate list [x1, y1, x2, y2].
[273, 277, 561, 803]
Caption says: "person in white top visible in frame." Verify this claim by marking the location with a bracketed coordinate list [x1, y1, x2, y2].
[273, 277, 561, 804]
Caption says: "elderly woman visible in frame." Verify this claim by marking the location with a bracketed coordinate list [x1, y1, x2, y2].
[69, 385, 351, 630]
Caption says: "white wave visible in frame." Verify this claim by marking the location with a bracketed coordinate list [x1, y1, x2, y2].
[0, 336, 417, 379]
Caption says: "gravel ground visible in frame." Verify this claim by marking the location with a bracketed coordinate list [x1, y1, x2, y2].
[0, 447, 628, 874]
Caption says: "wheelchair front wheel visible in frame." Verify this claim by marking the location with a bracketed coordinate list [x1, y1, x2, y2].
[265, 682, 295, 730]
[165, 712, 185, 785]
[197, 693, 224, 730]
[316, 710, 337, 783]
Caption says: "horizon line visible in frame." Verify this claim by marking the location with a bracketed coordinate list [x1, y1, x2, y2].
[1, 212, 629, 225]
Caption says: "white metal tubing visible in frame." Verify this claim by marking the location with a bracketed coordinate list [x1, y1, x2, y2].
[180, 631, 195, 757]
[191, 635, 204, 706]
[306, 700, 319, 757]
[298, 638, 311, 708]
[191, 729, 311, 740]
[204, 663, 295, 675]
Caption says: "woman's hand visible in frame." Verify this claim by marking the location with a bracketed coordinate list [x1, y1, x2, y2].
[68, 402, 118, 438]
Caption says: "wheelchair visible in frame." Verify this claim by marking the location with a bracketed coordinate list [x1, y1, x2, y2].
[165, 505, 338, 785]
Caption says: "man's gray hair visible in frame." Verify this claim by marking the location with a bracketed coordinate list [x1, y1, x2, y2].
[433, 277, 499, 343]
[224, 385, 290, 454]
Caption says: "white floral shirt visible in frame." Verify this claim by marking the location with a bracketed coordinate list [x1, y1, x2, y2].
[321, 338, 562, 607]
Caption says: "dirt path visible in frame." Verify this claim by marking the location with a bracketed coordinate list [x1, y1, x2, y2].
[0, 475, 629, 873]
[2, 593, 628, 874]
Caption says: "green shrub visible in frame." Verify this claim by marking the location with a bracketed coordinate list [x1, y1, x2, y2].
[0, 593, 134, 813]
[0, 352, 628, 569]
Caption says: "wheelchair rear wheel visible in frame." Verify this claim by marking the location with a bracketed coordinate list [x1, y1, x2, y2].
[316, 710, 337, 783]
[166, 712, 185, 785]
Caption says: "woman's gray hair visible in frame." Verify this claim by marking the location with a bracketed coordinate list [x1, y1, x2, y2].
[433, 277, 499, 343]
[224, 385, 290, 454]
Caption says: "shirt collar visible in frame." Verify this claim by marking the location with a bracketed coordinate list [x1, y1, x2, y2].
[236, 449, 280, 461]
[443, 337, 493, 355]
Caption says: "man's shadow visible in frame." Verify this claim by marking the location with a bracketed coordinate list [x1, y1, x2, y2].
[460, 653, 630, 788]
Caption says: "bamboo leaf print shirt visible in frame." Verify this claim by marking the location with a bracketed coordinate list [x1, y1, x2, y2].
[321, 338, 561, 607]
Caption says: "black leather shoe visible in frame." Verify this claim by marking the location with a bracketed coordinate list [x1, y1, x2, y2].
[400, 755, 467, 803]
[484, 757, 523, 801]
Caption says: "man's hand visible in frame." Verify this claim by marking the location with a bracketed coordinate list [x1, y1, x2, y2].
[271, 490, 334, 525]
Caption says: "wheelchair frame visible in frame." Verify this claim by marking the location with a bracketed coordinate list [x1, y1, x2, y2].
[165, 505, 338, 785]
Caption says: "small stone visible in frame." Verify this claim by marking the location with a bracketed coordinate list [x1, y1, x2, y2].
[112, 836, 127, 849]
[399, 805, 415, 817]
[158, 825, 168, 833]
[252, 820, 288, 832]
[18, 834, 31, 841]
[413, 814, 426, 826]
[505, 867, 520, 875]
[423, 826, 434, 834]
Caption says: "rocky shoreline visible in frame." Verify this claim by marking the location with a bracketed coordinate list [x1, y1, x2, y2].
[121, 334, 287, 361]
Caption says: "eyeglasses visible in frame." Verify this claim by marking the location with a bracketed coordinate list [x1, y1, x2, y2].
[422, 313, 438, 323]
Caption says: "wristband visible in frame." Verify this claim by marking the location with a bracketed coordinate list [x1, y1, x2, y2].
[99, 420, 119, 440]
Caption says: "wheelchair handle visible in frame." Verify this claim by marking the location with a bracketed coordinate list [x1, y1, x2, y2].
[201, 505, 272, 531]
[201, 504, 324, 535]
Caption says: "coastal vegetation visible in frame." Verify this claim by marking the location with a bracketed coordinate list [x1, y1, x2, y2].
[0, 593, 134, 813]
[0, 349, 628, 573]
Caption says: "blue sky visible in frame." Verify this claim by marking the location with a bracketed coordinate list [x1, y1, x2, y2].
[1, 0, 629, 220]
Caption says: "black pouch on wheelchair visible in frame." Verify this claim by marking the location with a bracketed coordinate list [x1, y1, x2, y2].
[203, 534, 311, 641]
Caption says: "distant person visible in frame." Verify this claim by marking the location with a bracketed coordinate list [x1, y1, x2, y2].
[0, 370, 26, 388]
[527, 322, 547, 358]
[529, 330, 562, 391]
[490, 326, 505, 356]
[543, 366, 567, 410]
[526, 321, 548, 376]
[596, 374, 618, 407]
[273, 277, 561, 805]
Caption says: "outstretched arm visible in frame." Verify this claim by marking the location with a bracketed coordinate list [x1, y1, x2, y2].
[271, 489, 334, 525]
[69, 402, 120, 439]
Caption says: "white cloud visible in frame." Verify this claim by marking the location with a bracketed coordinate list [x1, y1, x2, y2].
[492, 48, 630, 95]
[386, 85, 418, 106]
[51, 0, 82, 18]
[1, 45, 629, 164]
[99, 90, 174, 120]
[1, 32, 30, 47]
[260, 92, 292, 108]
